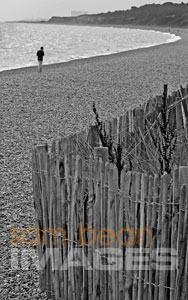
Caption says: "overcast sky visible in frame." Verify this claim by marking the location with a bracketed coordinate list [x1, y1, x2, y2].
[0, 0, 185, 22]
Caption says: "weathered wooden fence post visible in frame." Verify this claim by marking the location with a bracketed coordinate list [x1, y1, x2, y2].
[92, 147, 108, 299]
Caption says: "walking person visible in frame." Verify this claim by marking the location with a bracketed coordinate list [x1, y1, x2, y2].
[36, 46, 44, 73]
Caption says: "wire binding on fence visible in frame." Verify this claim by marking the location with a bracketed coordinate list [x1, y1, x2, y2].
[33, 169, 188, 214]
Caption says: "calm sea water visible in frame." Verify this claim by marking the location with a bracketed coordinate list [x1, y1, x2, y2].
[0, 22, 181, 72]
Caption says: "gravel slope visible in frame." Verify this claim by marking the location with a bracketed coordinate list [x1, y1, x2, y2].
[0, 26, 188, 299]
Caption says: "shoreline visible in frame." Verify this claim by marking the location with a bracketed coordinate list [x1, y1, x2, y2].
[0, 24, 182, 75]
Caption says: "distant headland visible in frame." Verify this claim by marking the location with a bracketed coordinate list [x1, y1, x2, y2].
[19, 2, 188, 28]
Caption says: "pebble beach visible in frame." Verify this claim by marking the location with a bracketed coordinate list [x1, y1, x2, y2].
[1, 25, 188, 299]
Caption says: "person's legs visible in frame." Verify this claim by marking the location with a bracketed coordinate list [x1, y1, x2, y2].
[38, 60, 43, 73]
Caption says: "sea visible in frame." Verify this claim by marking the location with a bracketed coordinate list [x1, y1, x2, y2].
[0, 22, 181, 72]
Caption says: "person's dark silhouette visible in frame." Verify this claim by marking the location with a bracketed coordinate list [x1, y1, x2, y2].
[36, 46, 44, 73]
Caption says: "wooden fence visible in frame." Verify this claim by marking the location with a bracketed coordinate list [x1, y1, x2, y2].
[32, 85, 188, 299]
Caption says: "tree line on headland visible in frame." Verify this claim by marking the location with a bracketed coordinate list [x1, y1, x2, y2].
[45, 2, 188, 27]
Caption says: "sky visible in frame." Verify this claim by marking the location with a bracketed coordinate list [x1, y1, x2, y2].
[0, 0, 186, 22]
